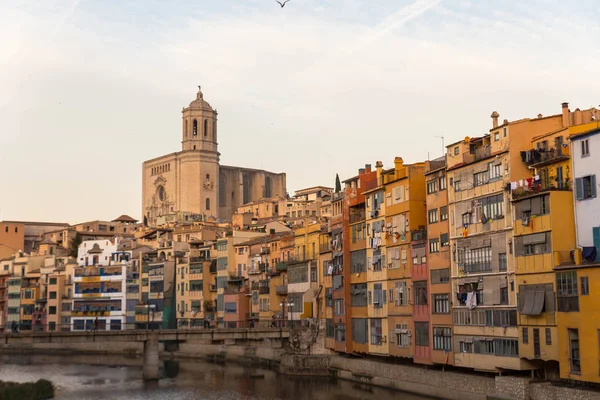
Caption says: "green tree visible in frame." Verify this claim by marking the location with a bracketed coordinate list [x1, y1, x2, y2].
[335, 173, 341, 193]
[69, 232, 82, 257]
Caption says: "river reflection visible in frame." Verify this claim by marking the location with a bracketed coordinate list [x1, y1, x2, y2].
[0, 354, 432, 399]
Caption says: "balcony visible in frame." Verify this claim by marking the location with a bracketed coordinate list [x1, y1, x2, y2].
[276, 285, 288, 295]
[411, 229, 427, 242]
[260, 247, 270, 255]
[523, 146, 570, 168]
[512, 176, 570, 200]
[190, 256, 207, 263]
[266, 268, 278, 277]
[228, 274, 244, 282]
[259, 286, 270, 295]
[251, 282, 259, 291]
[259, 263, 267, 272]
[248, 267, 262, 275]
[275, 262, 288, 272]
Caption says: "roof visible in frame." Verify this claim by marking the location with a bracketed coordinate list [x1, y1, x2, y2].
[186, 87, 213, 111]
[234, 232, 293, 247]
[39, 238, 57, 245]
[569, 127, 600, 141]
[112, 215, 138, 223]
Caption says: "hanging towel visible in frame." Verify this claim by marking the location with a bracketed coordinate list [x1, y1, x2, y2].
[511, 182, 517, 190]
[328, 265, 333, 275]
[519, 179, 524, 187]
[466, 292, 478, 309]
[526, 177, 533, 187]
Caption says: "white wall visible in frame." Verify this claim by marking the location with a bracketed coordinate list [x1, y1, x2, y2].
[77, 238, 119, 267]
[572, 133, 600, 246]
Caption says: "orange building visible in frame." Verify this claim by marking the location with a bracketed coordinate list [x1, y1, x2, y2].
[425, 157, 453, 366]
[0, 222, 24, 259]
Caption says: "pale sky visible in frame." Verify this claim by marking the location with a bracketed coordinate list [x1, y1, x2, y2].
[1, 0, 599, 224]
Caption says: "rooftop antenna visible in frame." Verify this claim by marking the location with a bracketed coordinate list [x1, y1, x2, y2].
[434, 135, 445, 157]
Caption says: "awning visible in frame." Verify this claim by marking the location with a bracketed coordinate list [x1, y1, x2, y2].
[521, 291, 535, 315]
[523, 233, 546, 245]
[530, 290, 545, 316]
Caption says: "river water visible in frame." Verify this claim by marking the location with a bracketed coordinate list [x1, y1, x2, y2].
[0, 354, 432, 400]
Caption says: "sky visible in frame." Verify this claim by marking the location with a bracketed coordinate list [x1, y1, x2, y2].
[1, 0, 599, 224]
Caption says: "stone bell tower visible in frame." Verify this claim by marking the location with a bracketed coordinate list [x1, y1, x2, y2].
[182, 86, 219, 153]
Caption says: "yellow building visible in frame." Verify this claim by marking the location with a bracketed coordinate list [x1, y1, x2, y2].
[382, 157, 427, 360]
[176, 241, 214, 328]
[364, 161, 389, 356]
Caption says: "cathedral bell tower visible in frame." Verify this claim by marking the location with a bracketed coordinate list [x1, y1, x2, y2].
[182, 86, 219, 153]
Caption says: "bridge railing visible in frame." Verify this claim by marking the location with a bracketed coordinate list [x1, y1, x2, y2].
[0, 318, 321, 334]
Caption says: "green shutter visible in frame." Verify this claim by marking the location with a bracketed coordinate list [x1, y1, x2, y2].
[592, 175, 597, 198]
[593, 227, 600, 262]
[575, 178, 584, 200]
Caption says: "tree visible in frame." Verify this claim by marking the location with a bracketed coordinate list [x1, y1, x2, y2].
[335, 173, 341, 193]
[69, 232, 82, 257]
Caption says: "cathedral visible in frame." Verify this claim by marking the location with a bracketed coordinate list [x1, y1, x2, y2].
[142, 87, 286, 224]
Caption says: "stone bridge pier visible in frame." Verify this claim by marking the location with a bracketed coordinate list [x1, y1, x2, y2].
[143, 332, 160, 380]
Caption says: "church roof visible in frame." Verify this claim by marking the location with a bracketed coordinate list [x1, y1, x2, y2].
[112, 214, 138, 223]
[187, 87, 213, 111]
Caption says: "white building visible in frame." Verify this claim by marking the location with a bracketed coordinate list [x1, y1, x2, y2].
[71, 238, 131, 331]
[570, 127, 600, 256]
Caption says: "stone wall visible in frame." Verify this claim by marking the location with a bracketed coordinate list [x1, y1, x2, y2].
[530, 382, 600, 400]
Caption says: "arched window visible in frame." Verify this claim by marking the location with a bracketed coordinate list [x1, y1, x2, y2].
[206, 198, 210, 211]
[193, 119, 198, 135]
[203, 119, 208, 137]
[206, 174, 210, 180]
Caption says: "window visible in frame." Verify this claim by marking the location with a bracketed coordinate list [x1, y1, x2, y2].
[415, 322, 429, 347]
[454, 180, 461, 191]
[556, 271, 579, 312]
[428, 209, 438, 224]
[394, 281, 409, 306]
[454, 146, 459, 155]
[193, 119, 198, 135]
[473, 170, 488, 187]
[49, 291, 57, 299]
[414, 281, 427, 305]
[569, 329, 580, 373]
[458, 246, 492, 273]
[575, 175, 597, 200]
[333, 299, 344, 316]
[433, 294, 449, 314]
[429, 238, 439, 253]
[373, 283, 384, 308]
[334, 325, 346, 342]
[325, 288, 333, 307]
[439, 176, 446, 190]
[581, 276, 589, 295]
[459, 341, 473, 353]
[431, 269, 450, 284]
[488, 162, 501, 181]
[326, 319, 334, 338]
[351, 283, 368, 307]
[494, 132, 499, 141]
[427, 179, 438, 194]
[49, 278, 57, 285]
[503, 127, 507, 137]
[433, 327, 452, 351]
[581, 139, 590, 156]
[49, 306, 57, 315]
[370, 319, 383, 345]
[203, 119, 208, 137]
[333, 275, 343, 291]
[440, 233, 449, 247]
[440, 206, 448, 221]
[500, 287, 508, 305]
[352, 318, 368, 344]
[395, 324, 410, 347]
[522, 327, 529, 344]
[499, 253, 507, 271]
[545, 328, 552, 345]
[205, 198, 210, 211]
[462, 212, 471, 225]
[480, 194, 504, 219]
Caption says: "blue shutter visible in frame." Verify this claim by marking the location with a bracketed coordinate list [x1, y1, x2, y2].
[592, 175, 597, 198]
[593, 227, 600, 262]
[575, 178, 584, 200]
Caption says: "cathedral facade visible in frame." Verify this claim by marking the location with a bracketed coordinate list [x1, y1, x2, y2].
[142, 87, 286, 225]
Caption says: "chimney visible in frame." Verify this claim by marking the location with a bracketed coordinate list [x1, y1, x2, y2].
[574, 108, 582, 125]
[562, 102, 570, 127]
[491, 111, 499, 129]
[365, 164, 372, 173]
[358, 168, 365, 175]
[394, 157, 404, 171]
[375, 161, 383, 179]
[537, 114, 543, 118]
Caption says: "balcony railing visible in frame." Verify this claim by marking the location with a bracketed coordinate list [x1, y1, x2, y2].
[411, 229, 427, 242]
[74, 267, 122, 278]
[190, 256, 208, 263]
[228, 274, 244, 282]
[523, 146, 570, 168]
[276, 285, 288, 295]
[319, 243, 331, 253]
[511, 176, 570, 200]
[251, 282, 259, 291]
[259, 287, 270, 295]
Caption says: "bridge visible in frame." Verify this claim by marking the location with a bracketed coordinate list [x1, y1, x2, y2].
[0, 328, 290, 380]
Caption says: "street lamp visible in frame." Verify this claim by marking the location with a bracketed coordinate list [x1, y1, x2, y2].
[280, 302, 294, 328]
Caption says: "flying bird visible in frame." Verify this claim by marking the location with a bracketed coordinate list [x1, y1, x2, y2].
[275, 0, 291, 7]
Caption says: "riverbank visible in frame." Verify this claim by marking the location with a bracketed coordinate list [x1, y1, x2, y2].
[2, 340, 600, 400]
[0, 379, 54, 400]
